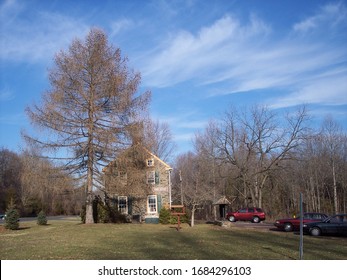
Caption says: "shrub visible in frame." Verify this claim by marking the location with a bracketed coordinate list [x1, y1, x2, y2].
[97, 201, 127, 223]
[97, 203, 110, 223]
[159, 207, 171, 224]
[80, 197, 127, 223]
[37, 210, 47, 225]
[80, 205, 86, 223]
[169, 213, 189, 224]
[4, 208, 20, 230]
[159, 207, 189, 224]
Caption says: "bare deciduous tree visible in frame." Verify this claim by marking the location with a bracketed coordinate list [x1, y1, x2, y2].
[214, 105, 309, 208]
[24, 28, 150, 223]
[20, 150, 79, 215]
[173, 152, 215, 226]
[0, 148, 22, 211]
[320, 116, 346, 214]
[143, 119, 176, 163]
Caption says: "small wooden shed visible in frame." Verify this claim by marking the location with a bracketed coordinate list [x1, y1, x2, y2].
[213, 196, 232, 219]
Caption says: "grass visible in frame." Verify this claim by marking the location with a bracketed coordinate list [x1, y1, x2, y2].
[0, 219, 346, 260]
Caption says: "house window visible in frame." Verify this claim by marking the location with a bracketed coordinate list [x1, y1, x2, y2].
[147, 171, 155, 184]
[118, 196, 127, 214]
[147, 195, 157, 213]
[147, 158, 154, 166]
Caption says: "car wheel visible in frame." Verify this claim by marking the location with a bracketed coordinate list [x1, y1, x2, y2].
[252, 216, 260, 223]
[310, 227, 321, 236]
[228, 216, 236, 222]
[284, 223, 293, 232]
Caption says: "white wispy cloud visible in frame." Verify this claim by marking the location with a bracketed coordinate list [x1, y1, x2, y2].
[152, 111, 208, 130]
[293, 1, 347, 33]
[270, 73, 347, 108]
[110, 18, 135, 37]
[139, 2, 347, 109]
[0, 1, 89, 63]
[140, 14, 271, 88]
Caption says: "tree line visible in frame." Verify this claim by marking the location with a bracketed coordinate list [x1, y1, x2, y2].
[171, 106, 347, 221]
[0, 148, 83, 216]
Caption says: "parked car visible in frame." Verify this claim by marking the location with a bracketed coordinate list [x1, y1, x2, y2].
[303, 214, 347, 237]
[274, 212, 328, 232]
[0, 214, 5, 220]
[226, 207, 265, 223]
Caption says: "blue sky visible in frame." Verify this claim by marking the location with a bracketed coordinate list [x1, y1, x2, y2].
[1, 0, 347, 156]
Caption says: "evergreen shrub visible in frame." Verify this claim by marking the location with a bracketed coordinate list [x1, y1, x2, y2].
[37, 210, 47, 225]
[159, 207, 171, 224]
[4, 208, 20, 230]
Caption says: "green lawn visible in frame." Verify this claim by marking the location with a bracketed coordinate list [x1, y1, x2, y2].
[0, 219, 346, 260]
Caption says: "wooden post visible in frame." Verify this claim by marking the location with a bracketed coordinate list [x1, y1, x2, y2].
[170, 205, 185, 231]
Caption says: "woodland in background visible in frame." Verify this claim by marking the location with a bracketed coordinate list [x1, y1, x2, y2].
[0, 149, 83, 216]
[171, 107, 347, 221]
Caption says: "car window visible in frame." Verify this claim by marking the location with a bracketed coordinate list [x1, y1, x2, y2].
[338, 216, 347, 223]
[329, 217, 340, 223]
[239, 208, 247, 213]
[255, 208, 262, 212]
[303, 214, 310, 219]
[248, 208, 254, 213]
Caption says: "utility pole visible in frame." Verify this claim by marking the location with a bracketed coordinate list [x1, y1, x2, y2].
[179, 170, 183, 205]
[168, 168, 172, 209]
[299, 193, 304, 260]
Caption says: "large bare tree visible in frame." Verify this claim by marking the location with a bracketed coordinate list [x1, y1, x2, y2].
[24, 28, 151, 223]
[212, 105, 309, 208]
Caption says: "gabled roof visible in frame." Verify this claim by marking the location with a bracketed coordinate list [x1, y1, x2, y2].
[213, 196, 232, 205]
[144, 147, 172, 170]
[103, 144, 172, 172]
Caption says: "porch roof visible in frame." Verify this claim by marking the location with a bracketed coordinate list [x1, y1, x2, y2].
[213, 196, 232, 205]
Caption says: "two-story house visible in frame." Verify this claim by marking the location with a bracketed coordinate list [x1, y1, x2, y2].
[103, 145, 172, 223]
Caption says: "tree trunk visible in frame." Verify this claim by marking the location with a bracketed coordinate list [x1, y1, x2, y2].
[85, 97, 95, 224]
[85, 191, 94, 224]
[190, 205, 196, 227]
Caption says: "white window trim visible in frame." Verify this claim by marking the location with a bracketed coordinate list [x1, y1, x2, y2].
[118, 196, 128, 214]
[147, 158, 154, 167]
[147, 171, 155, 184]
[147, 195, 157, 214]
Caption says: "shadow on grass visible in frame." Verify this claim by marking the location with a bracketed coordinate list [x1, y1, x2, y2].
[17, 226, 31, 230]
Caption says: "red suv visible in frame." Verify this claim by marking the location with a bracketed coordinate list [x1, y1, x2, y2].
[226, 207, 266, 223]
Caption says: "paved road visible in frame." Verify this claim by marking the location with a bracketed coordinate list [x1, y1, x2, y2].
[0, 215, 80, 224]
[223, 220, 277, 231]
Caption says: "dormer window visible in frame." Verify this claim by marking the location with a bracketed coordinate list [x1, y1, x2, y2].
[147, 158, 154, 167]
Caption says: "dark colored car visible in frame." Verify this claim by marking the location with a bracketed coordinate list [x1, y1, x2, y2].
[274, 212, 328, 232]
[226, 207, 266, 223]
[0, 214, 5, 220]
[303, 214, 347, 236]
